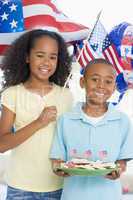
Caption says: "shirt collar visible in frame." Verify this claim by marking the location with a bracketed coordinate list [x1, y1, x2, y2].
[69, 102, 121, 125]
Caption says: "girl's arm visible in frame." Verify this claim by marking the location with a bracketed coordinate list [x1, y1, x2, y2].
[0, 105, 57, 153]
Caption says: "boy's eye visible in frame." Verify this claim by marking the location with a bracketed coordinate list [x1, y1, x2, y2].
[105, 80, 113, 84]
[91, 78, 99, 82]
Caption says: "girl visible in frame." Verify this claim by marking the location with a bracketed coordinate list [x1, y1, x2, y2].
[0, 29, 73, 200]
[50, 59, 133, 200]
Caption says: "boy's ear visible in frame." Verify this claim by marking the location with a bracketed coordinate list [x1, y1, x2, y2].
[80, 77, 85, 88]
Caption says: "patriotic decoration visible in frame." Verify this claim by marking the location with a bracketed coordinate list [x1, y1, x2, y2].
[109, 22, 133, 93]
[0, 0, 89, 63]
[76, 21, 124, 75]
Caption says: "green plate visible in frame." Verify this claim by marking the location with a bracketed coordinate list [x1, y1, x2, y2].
[58, 166, 118, 176]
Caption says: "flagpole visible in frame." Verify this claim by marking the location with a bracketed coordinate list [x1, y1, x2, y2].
[63, 10, 102, 90]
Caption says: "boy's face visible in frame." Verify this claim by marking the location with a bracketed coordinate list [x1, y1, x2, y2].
[80, 63, 116, 106]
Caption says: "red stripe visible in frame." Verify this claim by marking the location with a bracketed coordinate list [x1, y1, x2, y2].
[0, 45, 10, 55]
[82, 49, 89, 64]
[77, 50, 85, 67]
[86, 43, 94, 60]
[22, 0, 60, 13]
[24, 15, 87, 32]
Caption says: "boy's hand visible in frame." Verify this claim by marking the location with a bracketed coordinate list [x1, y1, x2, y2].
[54, 169, 70, 177]
[52, 159, 70, 177]
[105, 159, 127, 180]
[105, 170, 120, 180]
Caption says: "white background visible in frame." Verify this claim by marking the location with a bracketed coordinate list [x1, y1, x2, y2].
[56, 0, 132, 31]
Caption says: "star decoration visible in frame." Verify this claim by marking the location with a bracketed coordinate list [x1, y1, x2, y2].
[9, 19, 18, 28]
[1, 12, 9, 21]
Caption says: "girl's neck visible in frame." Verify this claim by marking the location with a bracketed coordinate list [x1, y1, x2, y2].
[23, 79, 54, 97]
[82, 102, 108, 117]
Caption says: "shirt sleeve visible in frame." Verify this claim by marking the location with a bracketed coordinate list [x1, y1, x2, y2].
[50, 116, 67, 161]
[1, 87, 16, 113]
[118, 117, 133, 160]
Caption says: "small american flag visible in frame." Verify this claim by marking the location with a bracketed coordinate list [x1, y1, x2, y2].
[77, 20, 124, 74]
[0, 0, 89, 63]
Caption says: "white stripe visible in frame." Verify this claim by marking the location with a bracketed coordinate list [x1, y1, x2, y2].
[109, 46, 124, 72]
[23, 4, 76, 23]
[0, 32, 24, 45]
[0, 29, 89, 45]
[0, 56, 4, 64]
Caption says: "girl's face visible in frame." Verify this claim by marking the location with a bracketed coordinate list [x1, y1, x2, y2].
[80, 63, 116, 106]
[27, 36, 58, 83]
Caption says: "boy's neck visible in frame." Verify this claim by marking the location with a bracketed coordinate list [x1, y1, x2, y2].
[82, 103, 108, 117]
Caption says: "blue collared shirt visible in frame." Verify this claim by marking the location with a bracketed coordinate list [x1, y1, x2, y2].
[50, 102, 133, 200]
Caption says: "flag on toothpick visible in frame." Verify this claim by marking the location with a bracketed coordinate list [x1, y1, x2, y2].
[76, 13, 124, 74]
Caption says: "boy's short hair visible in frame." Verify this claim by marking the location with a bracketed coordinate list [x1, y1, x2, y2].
[83, 58, 116, 77]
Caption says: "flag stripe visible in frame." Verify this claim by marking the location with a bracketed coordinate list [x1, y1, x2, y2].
[83, 49, 90, 64]
[25, 15, 87, 32]
[23, 0, 60, 13]
[103, 49, 121, 74]
[86, 44, 95, 59]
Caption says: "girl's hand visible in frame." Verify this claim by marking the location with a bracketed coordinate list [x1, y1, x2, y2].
[37, 106, 57, 128]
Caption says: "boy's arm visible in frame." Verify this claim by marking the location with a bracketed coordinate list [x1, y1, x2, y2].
[50, 116, 69, 176]
[105, 159, 127, 180]
[52, 159, 70, 177]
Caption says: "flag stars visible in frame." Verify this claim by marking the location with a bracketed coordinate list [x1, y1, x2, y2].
[10, 3, 17, 12]
[10, 19, 18, 28]
[1, 12, 9, 21]
[2, 0, 10, 5]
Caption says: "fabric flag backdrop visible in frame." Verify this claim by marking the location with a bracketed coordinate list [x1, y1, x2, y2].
[77, 21, 124, 75]
[0, 0, 89, 63]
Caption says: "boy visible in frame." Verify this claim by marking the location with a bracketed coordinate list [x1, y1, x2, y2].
[50, 58, 133, 200]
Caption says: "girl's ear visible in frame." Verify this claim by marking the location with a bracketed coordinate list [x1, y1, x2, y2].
[80, 77, 85, 88]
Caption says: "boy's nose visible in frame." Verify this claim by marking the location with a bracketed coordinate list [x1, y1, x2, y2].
[98, 80, 105, 88]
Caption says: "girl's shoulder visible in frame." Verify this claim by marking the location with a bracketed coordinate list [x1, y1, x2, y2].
[1, 84, 22, 95]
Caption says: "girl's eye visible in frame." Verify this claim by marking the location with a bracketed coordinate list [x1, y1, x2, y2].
[50, 56, 57, 60]
[37, 54, 44, 58]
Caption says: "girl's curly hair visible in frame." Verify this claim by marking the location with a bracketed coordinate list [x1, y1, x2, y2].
[1, 29, 72, 88]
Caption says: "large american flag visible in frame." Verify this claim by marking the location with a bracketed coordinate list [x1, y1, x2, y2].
[0, 0, 89, 62]
[77, 21, 124, 74]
